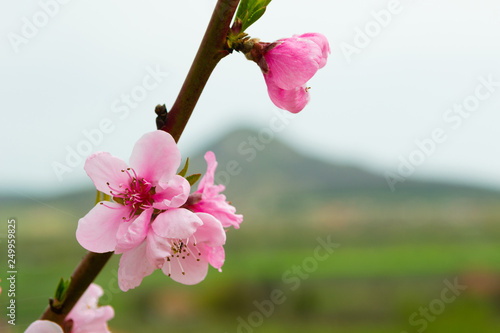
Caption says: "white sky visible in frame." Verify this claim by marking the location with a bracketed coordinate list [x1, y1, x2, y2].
[1, 0, 500, 195]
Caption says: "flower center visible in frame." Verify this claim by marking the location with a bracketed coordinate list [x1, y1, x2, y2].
[165, 236, 202, 277]
[105, 168, 154, 220]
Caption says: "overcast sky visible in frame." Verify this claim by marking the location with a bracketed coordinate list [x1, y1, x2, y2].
[2, 0, 500, 196]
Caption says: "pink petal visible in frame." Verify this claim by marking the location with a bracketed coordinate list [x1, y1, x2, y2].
[69, 284, 103, 316]
[197, 151, 217, 192]
[84, 152, 130, 194]
[115, 208, 153, 254]
[206, 245, 225, 270]
[67, 284, 114, 333]
[128, 131, 181, 186]
[197, 151, 226, 197]
[146, 228, 172, 268]
[192, 199, 243, 229]
[118, 241, 156, 292]
[71, 308, 113, 333]
[25, 320, 64, 333]
[153, 175, 190, 209]
[194, 213, 226, 247]
[76, 202, 128, 253]
[264, 37, 322, 90]
[264, 75, 310, 113]
[151, 208, 202, 240]
[161, 244, 209, 285]
[298, 33, 331, 68]
[191, 152, 243, 229]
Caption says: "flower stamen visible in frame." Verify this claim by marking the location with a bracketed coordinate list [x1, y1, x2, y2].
[176, 257, 186, 276]
[103, 168, 155, 221]
[166, 257, 172, 277]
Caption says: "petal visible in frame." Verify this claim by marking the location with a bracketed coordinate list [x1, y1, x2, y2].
[192, 199, 243, 229]
[153, 175, 190, 209]
[84, 152, 130, 194]
[118, 242, 156, 292]
[298, 33, 331, 68]
[196, 151, 227, 198]
[146, 228, 172, 268]
[206, 245, 225, 270]
[152, 208, 203, 240]
[76, 202, 128, 253]
[161, 244, 209, 285]
[67, 284, 114, 333]
[265, 76, 310, 113]
[115, 208, 153, 254]
[70, 307, 114, 333]
[196, 151, 217, 192]
[194, 213, 226, 247]
[25, 321, 64, 333]
[70, 284, 103, 314]
[128, 131, 181, 186]
[264, 37, 322, 90]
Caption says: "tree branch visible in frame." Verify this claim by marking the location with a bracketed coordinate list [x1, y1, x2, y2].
[40, 0, 240, 326]
[160, 0, 241, 142]
[40, 252, 113, 326]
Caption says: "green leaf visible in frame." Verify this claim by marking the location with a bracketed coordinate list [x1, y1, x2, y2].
[244, 1, 272, 31]
[235, 0, 272, 32]
[54, 277, 71, 304]
[185, 173, 201, 187]
[178, 158, 190, 177]
[235, 0, 250, 20]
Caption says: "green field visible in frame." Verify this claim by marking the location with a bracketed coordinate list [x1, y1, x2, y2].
[2, 131, 500, 332]
[2, 203, 500, 333]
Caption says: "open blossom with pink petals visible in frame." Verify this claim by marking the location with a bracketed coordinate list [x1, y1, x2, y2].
[67, 284, 115, 333]
[25, 284, 113, 333]
[76, 130, 237, 292]
[76, 130, 190, 254]
[116, 152, 234, 291]
[261, 33, 330, 113]
[188, 151, 243, 229]
[118, 212, 226, 291]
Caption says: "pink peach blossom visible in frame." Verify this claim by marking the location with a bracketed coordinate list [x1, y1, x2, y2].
[25, 284, 113, 333]
[262, 33, 330, 113]
[189, 151, 243, 229]
[25, 320, 63, 333]
[76, 131, 237, 292]
[66, 284, 114, 333]
[118, 212, 226, 291]
[76, 130, 190, 254]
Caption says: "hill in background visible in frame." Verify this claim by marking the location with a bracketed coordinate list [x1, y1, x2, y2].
[3, 128, 499, 230]
[2, 128, 500, 333]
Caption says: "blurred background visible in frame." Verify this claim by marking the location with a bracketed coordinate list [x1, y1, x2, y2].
[1, 0, 500, 332]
